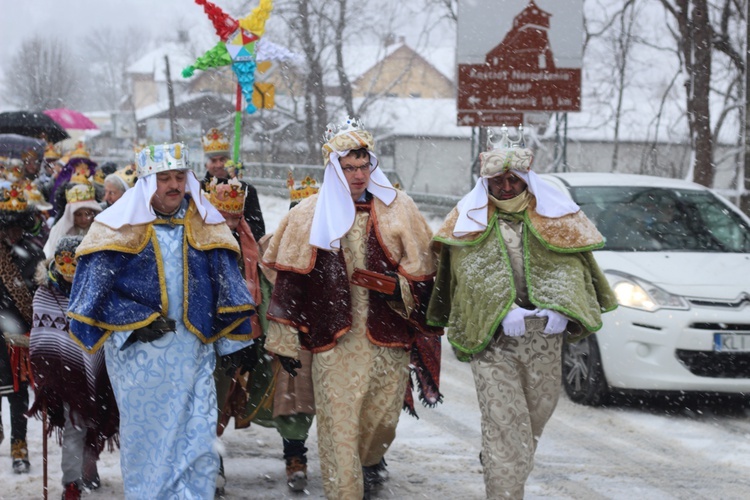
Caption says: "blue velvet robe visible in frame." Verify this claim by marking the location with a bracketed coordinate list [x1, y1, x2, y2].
[68, 197, 254, 353]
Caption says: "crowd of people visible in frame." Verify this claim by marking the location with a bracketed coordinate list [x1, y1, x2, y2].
[0, 121, 617, 500]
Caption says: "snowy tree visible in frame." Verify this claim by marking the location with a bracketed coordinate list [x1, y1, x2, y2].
[81, 27, 152, 111]
[1, 36, 79, 110]
[657, 0, 713, 187]
[235, 0, 452, 164]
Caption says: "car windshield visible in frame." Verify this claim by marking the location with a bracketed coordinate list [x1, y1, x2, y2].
[570, 186, 750, 252]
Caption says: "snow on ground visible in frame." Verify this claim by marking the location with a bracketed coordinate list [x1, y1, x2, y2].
[2, 193, 750, 499]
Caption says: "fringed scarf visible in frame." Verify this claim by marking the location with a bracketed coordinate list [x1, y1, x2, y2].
[403, 333, 443, 418]
[27, 282, 119, 453]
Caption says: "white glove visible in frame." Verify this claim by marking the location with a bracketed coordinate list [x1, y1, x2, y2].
[501, 308, 539, 337]
[537, 309, 568, 334]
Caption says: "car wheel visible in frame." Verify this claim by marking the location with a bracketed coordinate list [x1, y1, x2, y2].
[562, 334, 609, 406]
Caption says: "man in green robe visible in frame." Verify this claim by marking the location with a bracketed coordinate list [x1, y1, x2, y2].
[427, 129, 618, 499]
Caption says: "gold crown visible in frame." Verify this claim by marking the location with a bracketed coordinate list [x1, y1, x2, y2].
[68, 141, 92, 161]
[44, 144, 62, 161]
[55, 251, 77, 279]
[93, 168, 106, 185]
[114, 166, 137, 188]
[202, 128, 230, 157]
[205, 177, 246, 215]
[65, 183, 96, 204]
[287, 172, 319, 201]
[0, 184, 29, 211]
[4, 163, 23, 182]
[70, 164, 93, 185]
[22, 182, 52, 209]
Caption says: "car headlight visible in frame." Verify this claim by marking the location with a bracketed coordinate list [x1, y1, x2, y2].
[604, 271, 689, 311]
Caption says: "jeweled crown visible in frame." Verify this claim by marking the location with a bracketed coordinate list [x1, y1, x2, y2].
[23, 182, 51, 209]
[44, 144, 62, 161]
[136, 143, 189, 177]
[114, 166, 137, 188]
[323, 116, 365, 143]
[204, 177, 246, 215]
[202, 128, 231, 157]
[65, 183, 96, 204]
[480, 125, 534, 177]
[70, 164, 93, 185]
[0, 184, 28, 212]
[68, 142, 92, 161]
[487, 124, 526, 150]
[287, 171, 319, 202]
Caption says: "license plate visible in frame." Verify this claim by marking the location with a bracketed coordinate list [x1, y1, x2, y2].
[714, 333, 750, 352]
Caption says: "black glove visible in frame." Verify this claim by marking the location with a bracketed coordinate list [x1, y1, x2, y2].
[120, 316, 176, 351]
[222, 345, 259, 376]
[277, 355, 302, 377]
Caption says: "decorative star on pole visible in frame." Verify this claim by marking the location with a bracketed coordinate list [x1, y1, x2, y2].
[182, 0, 273, 164]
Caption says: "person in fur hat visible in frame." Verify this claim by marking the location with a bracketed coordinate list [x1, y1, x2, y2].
[67, 143, 256, 498]
[29, 235, 119, 499]
[262, 117, 443, 499]
[0, 183, 45, 474]
[426, 127, 618, 499]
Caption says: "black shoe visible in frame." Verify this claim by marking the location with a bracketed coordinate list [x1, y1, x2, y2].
[363, 457, 388, 495]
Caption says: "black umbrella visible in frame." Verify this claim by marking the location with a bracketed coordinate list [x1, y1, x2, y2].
[0, 111, 70, 144]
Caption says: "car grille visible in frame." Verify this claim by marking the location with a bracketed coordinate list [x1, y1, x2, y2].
[690, 322, 750, 331]
[687, 296, 750, 308]
[676, 350, 750, 378]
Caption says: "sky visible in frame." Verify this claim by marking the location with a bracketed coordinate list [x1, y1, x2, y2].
[0, 1, 207, 59]
[0, 0, 239, 86]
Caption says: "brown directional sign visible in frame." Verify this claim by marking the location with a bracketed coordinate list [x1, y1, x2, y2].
[457, 0, 582, 127]
[458, 111, 525, 128]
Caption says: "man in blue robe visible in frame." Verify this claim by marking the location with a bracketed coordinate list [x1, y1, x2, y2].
[68, 143, 256, 499]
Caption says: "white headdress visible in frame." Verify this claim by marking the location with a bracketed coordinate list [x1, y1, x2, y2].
[454, 126, 580, 237]
[309, 117, 397, 250]
[95, 143, 224, 229]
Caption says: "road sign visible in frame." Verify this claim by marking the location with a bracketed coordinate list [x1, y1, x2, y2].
[457, 0, 583, 126]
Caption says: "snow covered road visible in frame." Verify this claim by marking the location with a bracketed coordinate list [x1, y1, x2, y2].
[3, 193, 750, 499]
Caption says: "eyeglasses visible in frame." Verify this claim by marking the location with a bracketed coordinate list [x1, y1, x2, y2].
[340, 163, 372, 174]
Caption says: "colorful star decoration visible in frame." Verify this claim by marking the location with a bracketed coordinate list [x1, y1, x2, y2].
[182, 0, 273, 115]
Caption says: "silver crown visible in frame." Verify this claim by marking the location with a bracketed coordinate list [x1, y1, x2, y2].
[487, 124, 526, 150]
[136, 143, 189, 177]
[323, 116, 365, 142]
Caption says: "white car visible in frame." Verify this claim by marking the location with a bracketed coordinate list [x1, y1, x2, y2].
[540, 172, 750, 405]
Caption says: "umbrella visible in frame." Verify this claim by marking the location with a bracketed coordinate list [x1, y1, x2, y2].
[0, 134, 46, 160]
[44, 108, 99, 131]
[0, 111, 70, 144]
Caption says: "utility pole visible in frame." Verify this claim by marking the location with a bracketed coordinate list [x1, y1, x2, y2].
[164, 55, 177, 142]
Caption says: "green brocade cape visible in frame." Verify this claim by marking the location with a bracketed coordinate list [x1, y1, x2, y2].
[426, 205, 618, 359]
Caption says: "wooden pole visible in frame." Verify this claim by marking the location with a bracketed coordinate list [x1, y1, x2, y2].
[42, 400, 48, 500]
[165, 55, 177, 142]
